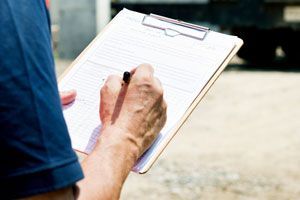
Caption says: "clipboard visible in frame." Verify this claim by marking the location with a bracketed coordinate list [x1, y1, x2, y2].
[59, 9, 243, 174]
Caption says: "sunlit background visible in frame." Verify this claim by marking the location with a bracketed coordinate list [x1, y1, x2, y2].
[49, 1, 300, 199]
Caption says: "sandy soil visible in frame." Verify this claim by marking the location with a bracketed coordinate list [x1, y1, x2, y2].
[56, 60, 300, 200]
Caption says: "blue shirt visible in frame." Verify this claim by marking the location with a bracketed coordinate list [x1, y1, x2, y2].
[0, 1, 84, 198]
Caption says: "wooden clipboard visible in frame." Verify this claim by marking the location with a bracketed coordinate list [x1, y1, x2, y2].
[58, 9, 243, 174]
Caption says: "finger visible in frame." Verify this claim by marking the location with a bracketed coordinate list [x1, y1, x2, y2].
[100, 75, 122, 115]
[131, 64, 154, 82]
[100, 75, 123, 126]
[60, 90, 77, 105]
[101, 75, 123, 95]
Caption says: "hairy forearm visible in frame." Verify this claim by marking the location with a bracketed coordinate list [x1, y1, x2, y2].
[77, 126, 139, 200]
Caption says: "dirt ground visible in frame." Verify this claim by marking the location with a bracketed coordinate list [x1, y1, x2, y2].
[56, 60, 300, 200]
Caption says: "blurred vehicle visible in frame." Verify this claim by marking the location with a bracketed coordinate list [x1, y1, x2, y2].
[112, 0, 300, 64]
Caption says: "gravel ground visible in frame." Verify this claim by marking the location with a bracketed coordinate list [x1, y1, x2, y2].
[56, 59, 300, 200]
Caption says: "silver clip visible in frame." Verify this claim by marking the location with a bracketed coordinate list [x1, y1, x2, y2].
[142, 14, 210, 40]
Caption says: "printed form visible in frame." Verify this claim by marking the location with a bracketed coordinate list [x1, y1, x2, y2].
[59, 9, 237, 172]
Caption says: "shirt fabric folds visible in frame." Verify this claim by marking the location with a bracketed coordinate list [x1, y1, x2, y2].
[0, 0, 83, 198]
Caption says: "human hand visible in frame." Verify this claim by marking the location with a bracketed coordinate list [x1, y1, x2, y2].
[77, 65, 166, 199]
[60, 90, 77, 105]
[100, 64, 167, 158]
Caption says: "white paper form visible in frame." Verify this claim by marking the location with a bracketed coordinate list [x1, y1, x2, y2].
[59, 9, 237, 171]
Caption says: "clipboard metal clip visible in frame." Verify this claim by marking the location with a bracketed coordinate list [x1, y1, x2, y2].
[142, 14, 210, 40]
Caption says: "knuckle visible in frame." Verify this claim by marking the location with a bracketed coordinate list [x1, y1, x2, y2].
[134, 64, 154, 82]
[139, 74, 152, 83]
[153, 84, 164, 97]
[153, 78, 163, 97]
[100, 84, 109, 95]
[106, 75, 118, 82]
[139, 63, 153, 71]
[102, 75, 122, 94]
[162, 100, 167, 111]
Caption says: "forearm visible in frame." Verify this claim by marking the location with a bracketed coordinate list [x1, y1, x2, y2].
[77, 126, 139, 200]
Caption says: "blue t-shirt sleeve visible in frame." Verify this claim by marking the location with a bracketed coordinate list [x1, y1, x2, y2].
[0, 1, 83, 198]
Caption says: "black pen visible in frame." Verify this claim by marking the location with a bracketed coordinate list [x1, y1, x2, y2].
[123, 71, 131, 84]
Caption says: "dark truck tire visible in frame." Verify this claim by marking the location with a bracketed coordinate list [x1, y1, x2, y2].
[232, 27, 277, 65]
[233, 27, 299, 65]
[281, 29, 300, 64]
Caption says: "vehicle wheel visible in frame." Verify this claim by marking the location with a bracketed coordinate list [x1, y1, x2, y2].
[281, 29, 300, 65]
[232, 27, 277, 65]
